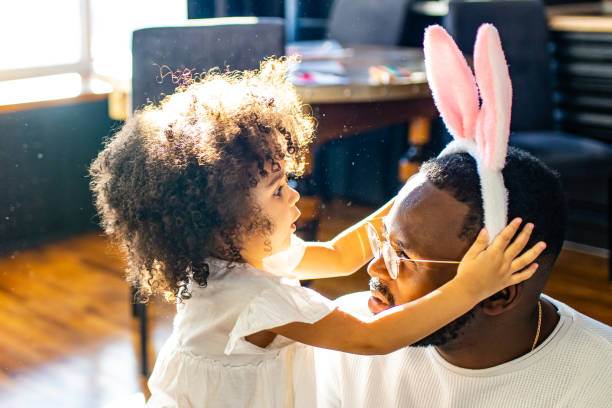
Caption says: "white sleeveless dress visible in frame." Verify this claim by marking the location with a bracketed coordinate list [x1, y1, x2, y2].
[146, 236, 337, 407]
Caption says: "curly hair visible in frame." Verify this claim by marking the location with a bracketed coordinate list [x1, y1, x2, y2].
[90, 58, 314, 302]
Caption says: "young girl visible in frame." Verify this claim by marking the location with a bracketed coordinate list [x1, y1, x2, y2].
[90, 59, 544, 407]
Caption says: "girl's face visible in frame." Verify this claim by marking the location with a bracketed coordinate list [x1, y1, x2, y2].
[241, 161, 301, 266]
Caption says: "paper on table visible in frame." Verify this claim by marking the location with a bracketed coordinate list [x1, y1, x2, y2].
[295, 60, 346, 76]
[289, 71, 349, 86]
[288, 60, 348, 85]
[286, 40, 351, 60]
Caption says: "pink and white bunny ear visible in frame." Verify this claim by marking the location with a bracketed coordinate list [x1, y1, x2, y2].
[427, 23, 513, 243]
[473, 24, 513, 170]
[424, 25, 479, 141]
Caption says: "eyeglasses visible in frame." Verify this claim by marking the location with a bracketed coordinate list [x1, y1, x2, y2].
[366, 222, 460, 280]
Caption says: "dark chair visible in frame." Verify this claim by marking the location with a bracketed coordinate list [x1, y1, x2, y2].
[131, 17, 285, 376]
[326, 0, 412, 46]
[443, 1, 612, 273]
[132, 18, 285, 110]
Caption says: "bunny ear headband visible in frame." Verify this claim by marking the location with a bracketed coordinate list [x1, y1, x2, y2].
[423, 24, 512, 242]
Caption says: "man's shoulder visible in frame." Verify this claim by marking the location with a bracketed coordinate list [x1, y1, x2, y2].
[544, 295, 612, 387]
[546, 297, 612, 405]
[546, 295, 612, 344]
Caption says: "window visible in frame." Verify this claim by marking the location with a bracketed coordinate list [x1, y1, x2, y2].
[90, 0, 187, 80]
[1, 0, 84, 74]
[0, 0, 187, 105]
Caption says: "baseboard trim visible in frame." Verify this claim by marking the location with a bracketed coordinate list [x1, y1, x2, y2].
[563, 240, 609, 258]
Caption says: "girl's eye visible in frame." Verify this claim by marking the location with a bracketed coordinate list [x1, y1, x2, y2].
[274, 185, 283, 197]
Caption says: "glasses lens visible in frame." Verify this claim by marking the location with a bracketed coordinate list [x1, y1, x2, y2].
[366, 223, 380, 258]
[381, 241, 398, 280]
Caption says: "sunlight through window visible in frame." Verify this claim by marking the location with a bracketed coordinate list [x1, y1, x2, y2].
[0, 0, 187, 105]
[0, 0, 82, 70]
[91, 0, 187, 80]
[0, 73, 82, 105]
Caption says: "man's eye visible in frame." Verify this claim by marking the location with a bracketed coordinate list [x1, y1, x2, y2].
[395, 248, 407, 258]
[392, 245, 409, 259]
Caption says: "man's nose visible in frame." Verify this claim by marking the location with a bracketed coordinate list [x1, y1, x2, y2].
[367, 253, 392, 280]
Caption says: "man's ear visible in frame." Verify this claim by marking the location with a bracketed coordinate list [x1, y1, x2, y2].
[481, 283, 522, 316]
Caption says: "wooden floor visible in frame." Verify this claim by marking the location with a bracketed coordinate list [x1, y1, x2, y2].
[0, 200, 610, 407]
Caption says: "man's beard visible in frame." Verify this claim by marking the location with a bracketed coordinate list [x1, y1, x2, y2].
[369, 277, 475, 347]
[369, 276, 395, 306]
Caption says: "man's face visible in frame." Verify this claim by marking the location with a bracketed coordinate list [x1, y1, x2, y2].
[367, 176, 476, 346]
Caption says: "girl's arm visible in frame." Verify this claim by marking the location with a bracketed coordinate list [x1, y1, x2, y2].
[268, 219, 546, 355]
[292, 197, 394, 280]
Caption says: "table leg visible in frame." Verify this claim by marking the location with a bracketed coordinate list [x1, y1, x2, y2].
[399, 116, 431, 183]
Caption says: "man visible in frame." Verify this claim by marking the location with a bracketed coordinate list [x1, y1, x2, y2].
[315, 148, 612, 407]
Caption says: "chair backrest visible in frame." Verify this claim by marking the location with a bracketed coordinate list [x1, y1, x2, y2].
[444, 0, 554, 131]
[132, 17, 285, 111]
[552, 30, 612, 142]
[326, 0, 412, 46]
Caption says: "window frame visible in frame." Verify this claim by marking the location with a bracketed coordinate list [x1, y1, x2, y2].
[0, 0, 92, 83]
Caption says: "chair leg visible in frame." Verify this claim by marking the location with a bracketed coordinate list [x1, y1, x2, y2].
[130, 285, 149, 377]
[608, 176, 612, 283]
[136, 302, 149, 377]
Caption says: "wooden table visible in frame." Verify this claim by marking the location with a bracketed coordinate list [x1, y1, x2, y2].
[297, 79, 433, 144]
[286, 44, 435, 177]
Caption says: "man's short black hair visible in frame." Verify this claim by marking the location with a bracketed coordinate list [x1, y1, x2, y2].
[419, 146, 568, 273]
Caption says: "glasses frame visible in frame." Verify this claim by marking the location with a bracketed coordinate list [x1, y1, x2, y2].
[366, 222, 460, 280]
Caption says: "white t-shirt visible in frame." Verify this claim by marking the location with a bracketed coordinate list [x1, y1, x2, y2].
[147, 236, 336, 408]
[315, 292, 612, 408]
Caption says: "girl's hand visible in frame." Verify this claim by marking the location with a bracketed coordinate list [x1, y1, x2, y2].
[456, 218, 547, 301]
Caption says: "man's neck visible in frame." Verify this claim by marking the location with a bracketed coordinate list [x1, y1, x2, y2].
[434, 298, 560, 369]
